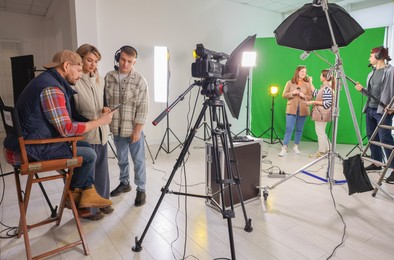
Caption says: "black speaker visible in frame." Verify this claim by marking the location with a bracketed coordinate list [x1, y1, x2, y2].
[206, 141, 261, 207]
[10, 55, 35, 104]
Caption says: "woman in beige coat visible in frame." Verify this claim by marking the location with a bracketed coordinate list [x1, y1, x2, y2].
[73, 44, 113, 220]
[278, 65, 313, 157]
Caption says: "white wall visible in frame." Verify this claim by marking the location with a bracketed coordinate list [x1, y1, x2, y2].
[351, 3, 394, 61]
[1, 0, 393, 144]
[77, 0, 282, 145]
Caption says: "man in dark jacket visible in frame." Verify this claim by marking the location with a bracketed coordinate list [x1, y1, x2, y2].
[4, 50, 116, 208]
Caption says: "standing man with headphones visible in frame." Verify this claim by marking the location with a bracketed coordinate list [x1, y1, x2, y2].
[104, 45, 149, 206]
[356, 46, 394, 183]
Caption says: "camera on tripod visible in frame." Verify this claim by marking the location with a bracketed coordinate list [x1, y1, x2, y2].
[191, 44, 230, 79]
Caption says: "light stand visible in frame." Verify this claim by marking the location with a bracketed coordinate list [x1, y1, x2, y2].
[258, 0, 363, 198]
[258, 86, 282, 145]
[154, 47, 182, 159]
[236, 51, 257, 137]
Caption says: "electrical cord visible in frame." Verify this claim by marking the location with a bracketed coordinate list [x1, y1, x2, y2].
[165, 80, 200, 259]
[325, 173, 347, 259]
[0, 162, 18, 239]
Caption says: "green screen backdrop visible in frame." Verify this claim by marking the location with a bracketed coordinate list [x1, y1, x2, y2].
[251, 27, 385, 145]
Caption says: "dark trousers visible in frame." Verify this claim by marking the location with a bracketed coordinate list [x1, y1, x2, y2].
[366, 107, 394, 168]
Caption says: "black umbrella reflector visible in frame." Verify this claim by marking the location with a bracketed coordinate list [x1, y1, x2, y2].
[224, 34, 256, 119]
[274, 3, 364, 51]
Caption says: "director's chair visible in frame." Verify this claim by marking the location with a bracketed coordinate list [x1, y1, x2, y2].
[0, 97, 89, 259]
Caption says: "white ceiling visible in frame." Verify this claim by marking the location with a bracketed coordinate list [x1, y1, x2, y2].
[0, 0, 392, 17]
[0, 0, 53, 17]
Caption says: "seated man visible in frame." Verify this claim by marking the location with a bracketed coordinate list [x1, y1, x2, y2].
[3, 50, 116, 209]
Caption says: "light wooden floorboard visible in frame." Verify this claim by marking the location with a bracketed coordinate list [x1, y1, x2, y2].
[1, 138, 393, 260]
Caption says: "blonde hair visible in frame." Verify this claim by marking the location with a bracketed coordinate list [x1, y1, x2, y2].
[76, 44, 101, 84]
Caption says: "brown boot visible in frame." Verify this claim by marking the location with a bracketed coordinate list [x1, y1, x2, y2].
[79, 186, 112, 208]
[65, 188, 82, 208]
[71, 188, 82, 205]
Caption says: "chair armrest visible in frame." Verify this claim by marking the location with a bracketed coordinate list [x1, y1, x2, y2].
[24, 136, 85, 145]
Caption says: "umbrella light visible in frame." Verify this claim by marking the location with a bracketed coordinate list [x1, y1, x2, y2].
[274, 2, 364, 51]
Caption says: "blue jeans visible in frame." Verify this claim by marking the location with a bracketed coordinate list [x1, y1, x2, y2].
[71, 141, 95, 189]
[283, 111, 307, 146]
[113, 133, 146, 191]
[366, 107, 394, 168]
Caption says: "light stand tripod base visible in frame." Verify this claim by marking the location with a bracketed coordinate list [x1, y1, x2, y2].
[258, 95, 282, 145]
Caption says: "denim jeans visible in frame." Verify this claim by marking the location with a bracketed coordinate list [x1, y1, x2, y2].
[365, 107, 394, 168]
[283, 111, 307, 146]
[71, 140, 95, 189]
[113, 133, 146, 191]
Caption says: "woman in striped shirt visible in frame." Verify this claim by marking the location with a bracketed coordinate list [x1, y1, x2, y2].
[307, 69, 335, 158]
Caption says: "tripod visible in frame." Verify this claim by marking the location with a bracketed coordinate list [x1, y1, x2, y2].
[195, 111, 212, 141]
[155, 50, 183, 159]
[154, 113, 183, 159]
[236, 73, 256, 137]
[258, 94, 282, 145]
[132, 79, 253, 260]
[259, 0, 363, 197]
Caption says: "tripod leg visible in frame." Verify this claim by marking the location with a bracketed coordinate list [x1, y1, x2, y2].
[222, 106, 253, 232]
[144, 135, 155, 164]
[154, 128, 170, 160]
[132, 100, 209, 252]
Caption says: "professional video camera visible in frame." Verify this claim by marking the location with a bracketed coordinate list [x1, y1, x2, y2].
[191, 44, 230, 79]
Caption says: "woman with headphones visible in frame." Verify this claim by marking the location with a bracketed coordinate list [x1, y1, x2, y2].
[355, 46, 394, 183]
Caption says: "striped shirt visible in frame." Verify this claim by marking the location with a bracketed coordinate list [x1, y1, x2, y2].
[313, 86, 333, 109]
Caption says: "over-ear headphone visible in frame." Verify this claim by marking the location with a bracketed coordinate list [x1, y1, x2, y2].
[375, 46, 384, 60]
[114, 45, 138, 71]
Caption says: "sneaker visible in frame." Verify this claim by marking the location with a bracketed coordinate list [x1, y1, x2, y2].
[278, 147, 288, 157]
[309, 151, 324, 159]
[386, 171, 394, 184]
[110, 182, 132, 197]
[364, 164, 382, 171]
[134, 190, 146, 206]
[293, 145, 301, 154]
[100, 206, 114, 214]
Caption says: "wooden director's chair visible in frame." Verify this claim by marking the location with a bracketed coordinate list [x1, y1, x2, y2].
[0, 97, 89, 259]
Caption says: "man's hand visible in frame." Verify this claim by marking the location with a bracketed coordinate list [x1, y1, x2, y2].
[130, 131, 141, 143]
[355, 82, 364, 92]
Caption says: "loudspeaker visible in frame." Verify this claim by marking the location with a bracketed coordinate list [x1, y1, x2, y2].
[10, 55, 35, 104]
[375, 46, 384, 60]
[114, 45, 138, 70]
[206, 141, 261, 207]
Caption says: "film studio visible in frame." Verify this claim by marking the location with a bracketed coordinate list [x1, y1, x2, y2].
[1, 0, 394, 259]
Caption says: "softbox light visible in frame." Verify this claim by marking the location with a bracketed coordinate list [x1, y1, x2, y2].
[224, 34, 256, 119]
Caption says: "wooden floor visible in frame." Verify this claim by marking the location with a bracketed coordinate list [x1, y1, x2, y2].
[1, 137, 394, 260]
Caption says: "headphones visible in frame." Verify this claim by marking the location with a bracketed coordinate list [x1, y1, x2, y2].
[375, 46, 384, 60]
[114, 45, 138, 71]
